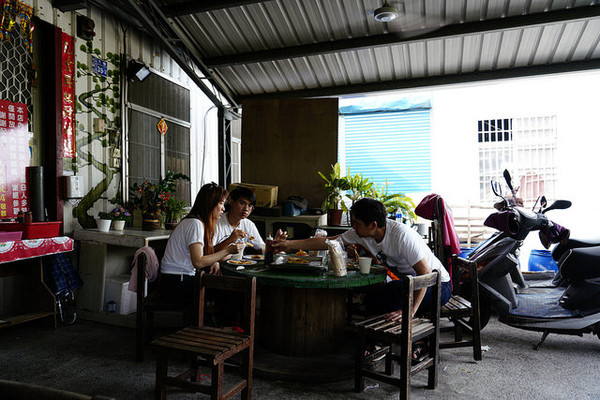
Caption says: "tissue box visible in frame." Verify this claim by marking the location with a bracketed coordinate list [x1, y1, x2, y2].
[228, 183, 278, 208]
[104, 274, 137, 315]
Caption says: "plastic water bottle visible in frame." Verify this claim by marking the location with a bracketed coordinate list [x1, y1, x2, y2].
[395, 210, 403, 222]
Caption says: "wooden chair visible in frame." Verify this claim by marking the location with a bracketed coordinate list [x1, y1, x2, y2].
[152, 273, 256, 400]
[429, 199, 483, 361]
[352, 271, 441, 400]
[135, 252, 193, 362]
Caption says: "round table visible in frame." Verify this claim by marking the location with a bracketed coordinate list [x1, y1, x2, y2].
[222, 260, 386, 357]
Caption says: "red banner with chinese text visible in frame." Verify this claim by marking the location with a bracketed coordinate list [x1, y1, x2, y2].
[61, 32, 76, 158]
[0, 99, 30, 219]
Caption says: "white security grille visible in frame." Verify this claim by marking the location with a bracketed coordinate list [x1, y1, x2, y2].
[478, 116, 557, 205]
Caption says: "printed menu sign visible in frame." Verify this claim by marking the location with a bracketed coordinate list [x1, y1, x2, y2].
[0, 99, 30, 219]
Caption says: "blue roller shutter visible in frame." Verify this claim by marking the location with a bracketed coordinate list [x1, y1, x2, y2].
[342, 109, 431, 193]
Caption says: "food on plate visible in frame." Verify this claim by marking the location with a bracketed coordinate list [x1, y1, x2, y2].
[287, 257, 309, 264]
[250, 255, 264, 259]
[295, 250, 308, 256]
[228, 259, 255, 265]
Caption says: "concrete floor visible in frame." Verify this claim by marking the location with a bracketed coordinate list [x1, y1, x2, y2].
[1, 315, 599, 399]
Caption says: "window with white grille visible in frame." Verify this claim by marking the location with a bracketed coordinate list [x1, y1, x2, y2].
[478, 116, 557, 205]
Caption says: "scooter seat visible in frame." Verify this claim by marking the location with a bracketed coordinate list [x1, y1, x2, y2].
[551, 237, 600, 262]
[559, 246, 600, 281]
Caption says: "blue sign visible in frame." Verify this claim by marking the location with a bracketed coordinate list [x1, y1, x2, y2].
[91, 56, 107, 77]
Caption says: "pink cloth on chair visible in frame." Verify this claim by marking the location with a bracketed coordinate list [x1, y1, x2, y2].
[128, 246, 159, 292]
[415, 194, 461, 266]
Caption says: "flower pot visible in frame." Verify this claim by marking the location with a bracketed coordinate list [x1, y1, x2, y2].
[112, 220, 126, 231]
[327, 209, 343, 226]
[97, 219, 112, 232]
[165, 222, 178, 230]
[142, 213, 161, 231]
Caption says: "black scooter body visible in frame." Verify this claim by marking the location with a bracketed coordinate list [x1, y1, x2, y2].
[464, 171, 600, 347]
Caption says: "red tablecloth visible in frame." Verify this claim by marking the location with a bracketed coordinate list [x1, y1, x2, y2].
[0, 236, 74, 264]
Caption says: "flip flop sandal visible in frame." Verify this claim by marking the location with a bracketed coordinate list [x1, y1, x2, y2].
[412, 342, 428, 365]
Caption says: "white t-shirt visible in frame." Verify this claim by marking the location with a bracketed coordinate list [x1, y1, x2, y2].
[214, 213, 265, 251]
[161, 218, 206, 276]
[341, 219, 450, 283]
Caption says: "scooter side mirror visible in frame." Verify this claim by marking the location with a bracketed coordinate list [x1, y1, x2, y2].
[540, 196, 547, 208]
[491, 180, 503, 197]
[503, 169, 514, 191]
[542, 200, 572, 213]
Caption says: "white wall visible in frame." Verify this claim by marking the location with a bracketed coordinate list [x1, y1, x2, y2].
[430, 71, 600, 238]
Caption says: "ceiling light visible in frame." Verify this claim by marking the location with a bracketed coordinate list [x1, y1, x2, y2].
[374, 3, 399, 23]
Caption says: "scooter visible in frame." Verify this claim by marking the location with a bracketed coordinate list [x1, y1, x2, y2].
[463, 170, 600, 349]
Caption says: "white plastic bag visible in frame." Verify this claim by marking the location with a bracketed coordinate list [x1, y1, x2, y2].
[326, 237, 347, 277]
[310, 229, 328, 258]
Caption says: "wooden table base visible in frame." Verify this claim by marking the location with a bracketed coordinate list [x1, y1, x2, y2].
[259, 286, 347, 357]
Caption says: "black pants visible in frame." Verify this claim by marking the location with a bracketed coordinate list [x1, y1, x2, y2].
[365, 279, 452, 315]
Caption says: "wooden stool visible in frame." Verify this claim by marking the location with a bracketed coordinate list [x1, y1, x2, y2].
[352, 271, 441, 400]
[152, 273, 256, 400]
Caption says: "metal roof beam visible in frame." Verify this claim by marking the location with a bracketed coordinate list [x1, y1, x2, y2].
[162, 0, 270, 18]
[206, 5, 600, 68]
[237, 59, 600, 101]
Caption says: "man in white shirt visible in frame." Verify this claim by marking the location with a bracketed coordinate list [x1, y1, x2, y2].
[214, 186, 266, 252]
[273, 198, 452, 320]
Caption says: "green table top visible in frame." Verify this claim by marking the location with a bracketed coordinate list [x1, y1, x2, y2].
[222, 260, 387, 289]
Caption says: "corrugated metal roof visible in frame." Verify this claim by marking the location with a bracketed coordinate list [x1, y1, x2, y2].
[106, 0, 600, 106]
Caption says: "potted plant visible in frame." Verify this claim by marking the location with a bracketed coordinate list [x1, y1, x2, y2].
[164, 198, 188, 230]
[344, 169, 373, 225]
[96, 211, 112, 232]
[369, 181, 417, 224]
[129, 171, 189, 230]
[317, 163, 350, 226]
[109, 206, 131, 231]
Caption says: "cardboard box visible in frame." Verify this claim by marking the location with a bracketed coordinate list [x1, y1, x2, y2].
[228, 183, 278, 208]
[104, 274, 137, 315]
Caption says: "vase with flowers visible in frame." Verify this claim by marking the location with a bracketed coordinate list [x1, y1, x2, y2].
[129, 171, 189, 230]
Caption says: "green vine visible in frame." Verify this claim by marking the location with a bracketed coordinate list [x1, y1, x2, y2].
[72, 41, 121, 228]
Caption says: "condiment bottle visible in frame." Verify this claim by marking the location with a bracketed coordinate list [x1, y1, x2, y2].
[264, 234, 274, 265]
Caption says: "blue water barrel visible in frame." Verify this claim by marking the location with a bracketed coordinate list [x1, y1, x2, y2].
[459, 247, 474, 259]
[528, 249, 558, 272]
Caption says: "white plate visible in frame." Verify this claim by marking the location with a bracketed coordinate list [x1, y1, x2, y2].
[243, 255, 264, 261]
[227, 259, 257, 266]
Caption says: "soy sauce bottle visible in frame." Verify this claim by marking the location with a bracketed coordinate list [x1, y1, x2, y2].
[264, 233, 274, 265]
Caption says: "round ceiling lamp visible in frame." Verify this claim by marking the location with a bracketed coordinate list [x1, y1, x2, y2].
[374, 2, 399, 22]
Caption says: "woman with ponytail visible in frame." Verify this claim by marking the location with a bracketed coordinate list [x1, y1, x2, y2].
[160, 182, 244, 304]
